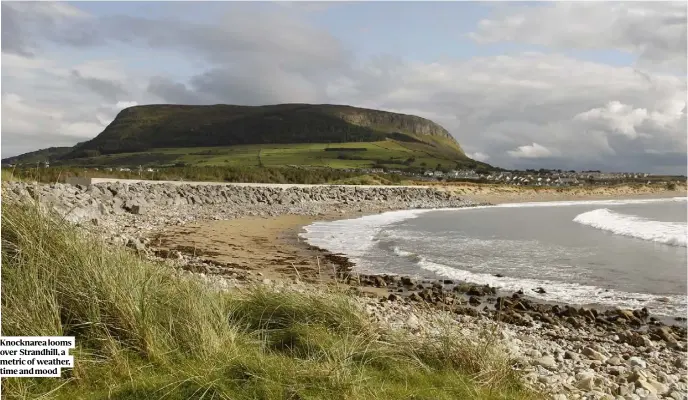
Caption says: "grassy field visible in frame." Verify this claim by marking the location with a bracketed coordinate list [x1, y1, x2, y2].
[1, 200, 541, 400]
[44, 140, 482, 171]
[2, 165, 415, 185]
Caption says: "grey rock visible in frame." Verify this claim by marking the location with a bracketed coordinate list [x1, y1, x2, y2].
[628, 357, 647, 369]
[638, 394, 659, 400]
[534, 355, 558, 369]
[125, 237, 147, 254]
[583, 347, 608, 362]
[577, 372, 597, 391]
[406, 314, 420, 330]
[607, 356, 623, 366]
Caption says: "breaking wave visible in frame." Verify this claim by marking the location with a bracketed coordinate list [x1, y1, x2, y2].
[573, 208, 687, 247]
[299, 196, 688, 317]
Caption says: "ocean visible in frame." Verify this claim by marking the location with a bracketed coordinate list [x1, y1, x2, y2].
[301, 197, 688, 318]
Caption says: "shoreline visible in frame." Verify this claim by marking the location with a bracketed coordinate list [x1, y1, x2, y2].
[4, 180, 687, 399]
[152, 191, 686, 322]
[146, 190, 688, 397]
[295, 194, 687, 321]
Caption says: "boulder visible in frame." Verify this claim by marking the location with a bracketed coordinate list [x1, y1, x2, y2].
[468, 296, 481, 306]
[373, 276, 387, 288]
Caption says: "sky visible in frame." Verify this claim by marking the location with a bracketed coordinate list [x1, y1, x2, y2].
[1, 1, 687, 174]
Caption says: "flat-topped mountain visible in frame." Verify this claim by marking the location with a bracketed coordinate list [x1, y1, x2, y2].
[4, 104, 491, 171]
[65, 104, 462, 157]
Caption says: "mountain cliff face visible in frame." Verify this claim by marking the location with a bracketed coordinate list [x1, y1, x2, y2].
[63, 104, 464, 159]
[326, 105, 454, 139]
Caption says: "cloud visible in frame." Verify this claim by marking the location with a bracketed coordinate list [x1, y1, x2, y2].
[1, 2, 686, 174]
[115, 101, 138, 109]
[466, 152, 490, 162]
[507, 143, 555, 159]
[470, 2, 687, 72]
[1, 2, 93, 56]
[71, 69, 129, 102]
[147, 77, 204, 105]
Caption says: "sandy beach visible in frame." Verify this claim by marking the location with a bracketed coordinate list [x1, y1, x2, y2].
[436, 182, 686, 204]
[153, 183, 686, 287]
[6, 179, 687, 399]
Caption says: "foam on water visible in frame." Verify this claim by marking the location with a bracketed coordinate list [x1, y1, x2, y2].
[300, 197, 687, 259]
[299, 197, 688, 316]
[573, 208, 687, 247]
[300, 209, 430, 263]
[414, 256, 685, 317]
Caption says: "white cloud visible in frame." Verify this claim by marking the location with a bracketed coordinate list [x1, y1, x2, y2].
[2, 93, 63, 135]
[574, 101, 649, 139]
[115, 101, 138, 109]
[58, 121, 107, 138]
[1, 2, 686, 174]
[467, 152, 490, 162]
[470, 2, 687, 72]
[507, 143, 555, 159]
[73, 59, 129, 82]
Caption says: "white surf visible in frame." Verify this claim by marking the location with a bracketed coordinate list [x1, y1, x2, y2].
[573, 208, 687, 247]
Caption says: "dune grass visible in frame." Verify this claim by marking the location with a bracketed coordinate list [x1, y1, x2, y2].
[1, 200, 541, 400]
[1, 169, 21, 182]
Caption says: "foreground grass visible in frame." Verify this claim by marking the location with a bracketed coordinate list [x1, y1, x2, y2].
[1, 169, 22, 182]
[1, 201, 541, 400]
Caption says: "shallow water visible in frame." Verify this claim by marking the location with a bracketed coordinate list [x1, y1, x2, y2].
[301, 197, 688, 317]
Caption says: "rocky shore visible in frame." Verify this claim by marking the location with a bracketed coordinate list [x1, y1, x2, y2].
[3, 180, 686, 400]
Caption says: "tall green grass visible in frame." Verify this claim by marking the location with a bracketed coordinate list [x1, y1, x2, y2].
[1, 200, 541, 400]
[1, 169, 21, 182]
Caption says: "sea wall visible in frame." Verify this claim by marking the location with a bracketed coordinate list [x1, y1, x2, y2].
[1, 181, 474, 224]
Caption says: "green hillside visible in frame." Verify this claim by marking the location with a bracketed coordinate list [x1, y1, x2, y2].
[4, 104, 492, 171]
[1, 146, 72, 165]
[52, 141, 490, 171]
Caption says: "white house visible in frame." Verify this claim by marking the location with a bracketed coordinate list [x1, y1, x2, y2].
[558, 177, 578, 185]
